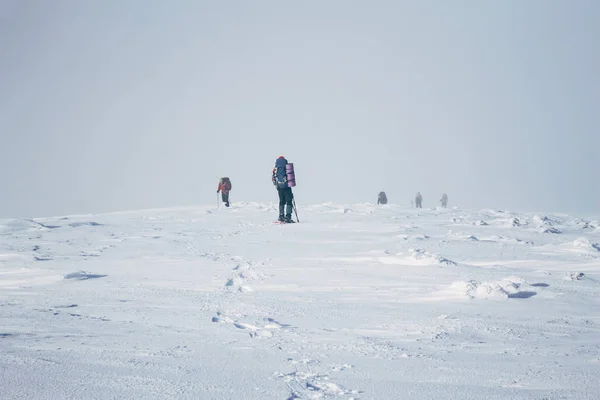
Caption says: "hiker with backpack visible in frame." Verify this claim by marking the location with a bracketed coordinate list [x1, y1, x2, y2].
[217, 177, 232, 207]
[440, 193, 448, 208]
[415, 192, 423, 208]
[377, 191, 388, 205]
[272, 156, 296, 223]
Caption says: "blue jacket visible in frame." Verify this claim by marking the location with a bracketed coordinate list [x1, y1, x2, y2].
[272, 157, 288, 189]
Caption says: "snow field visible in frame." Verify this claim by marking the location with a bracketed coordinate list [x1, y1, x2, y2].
[1, 202, 599, 399]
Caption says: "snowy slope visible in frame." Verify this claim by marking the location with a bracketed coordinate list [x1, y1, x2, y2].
[1, 203, 599, 400]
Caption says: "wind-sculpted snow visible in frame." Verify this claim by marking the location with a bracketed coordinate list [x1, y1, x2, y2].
[572, 237, 600, 252]
[63, 270, 108, 280]
[0, 203, 599, 399]
[408, 248, 457, 266]
[449, 277, 540, 300]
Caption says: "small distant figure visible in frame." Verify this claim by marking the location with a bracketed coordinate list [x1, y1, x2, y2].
[217, 177, 232, 207]
[377, 191, 388, 205]
[415, 192, 423, 208]
[440, 193, 448, 208]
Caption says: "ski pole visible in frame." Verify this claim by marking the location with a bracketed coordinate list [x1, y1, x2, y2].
[292, 198, 300, 222]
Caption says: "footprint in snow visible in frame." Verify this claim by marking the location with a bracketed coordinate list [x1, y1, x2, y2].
[211, 311, 234, 324]
[212, 313, 290, 339]
[225, 277, 241, 287]
[238, 285, 253, 293]
[278, 358, 360, 399]
[264, 317, 293, 329]
[234, 322, 259, 331]
[224, 261, 263, 293]
[564, 272, 586, 281]
[224, 276, 252, 293]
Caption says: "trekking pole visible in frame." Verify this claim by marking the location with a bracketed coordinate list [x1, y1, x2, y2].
[292, 198, 300, 222]
[217, 192, 220, 210]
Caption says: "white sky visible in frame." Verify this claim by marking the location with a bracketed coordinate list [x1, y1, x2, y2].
[1, 1, 599, 218]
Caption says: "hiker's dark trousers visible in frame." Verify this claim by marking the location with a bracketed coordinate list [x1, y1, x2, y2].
[278, 187, 293, 216]
[221, 192, 230, 207]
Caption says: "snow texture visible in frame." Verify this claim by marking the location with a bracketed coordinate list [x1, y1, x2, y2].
[1, 202, 599, 399]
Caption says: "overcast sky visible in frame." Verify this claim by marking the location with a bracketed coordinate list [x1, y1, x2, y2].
[1, 1, 598, 218]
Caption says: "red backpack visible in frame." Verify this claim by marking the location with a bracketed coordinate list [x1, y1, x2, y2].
[220, 177, 232, 191]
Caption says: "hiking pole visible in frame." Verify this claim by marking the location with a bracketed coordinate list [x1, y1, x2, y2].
[292, 198, 300, 222]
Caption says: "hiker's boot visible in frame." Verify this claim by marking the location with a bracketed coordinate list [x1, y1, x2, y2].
[278, 214, 285, 222]
[284, 215, 295, 223]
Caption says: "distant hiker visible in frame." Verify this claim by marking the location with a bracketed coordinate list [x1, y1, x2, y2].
[415, 192, 423, 208]
[440, 193, 448, 208]
[217, 177, 232, 207]
[272, 156, 295, 223]
[377, 191, 388, 205]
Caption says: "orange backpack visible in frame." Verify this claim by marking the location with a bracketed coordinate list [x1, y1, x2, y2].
[221, 177, 232, 191]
